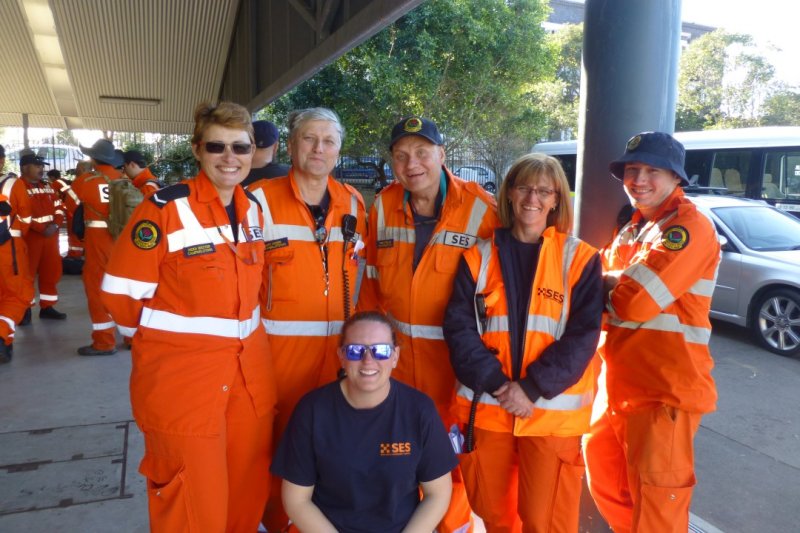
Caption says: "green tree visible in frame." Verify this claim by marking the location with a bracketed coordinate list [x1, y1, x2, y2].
[761, 89, 800, 126]
[676, 30, 775, 131]
[260, 0, 554, 181]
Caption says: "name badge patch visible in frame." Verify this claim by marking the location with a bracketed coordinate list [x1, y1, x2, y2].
[265, 237, 289, 251]
[377, 239, 394, 249]
[444, 231, 477, 249]
[183, 243, 216, 257]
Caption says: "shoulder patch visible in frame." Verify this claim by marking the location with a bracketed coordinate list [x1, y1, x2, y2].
[661, 225, 689, 251]
[149, 183, 190, 208]
[131, 220, 161, 250]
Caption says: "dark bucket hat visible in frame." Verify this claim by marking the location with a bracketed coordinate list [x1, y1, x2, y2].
[609, 131, 689, 186]
[80, 139, 124, 167]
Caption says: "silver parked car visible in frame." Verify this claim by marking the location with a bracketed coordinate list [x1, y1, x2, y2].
[688, 195, 800, 356]
[454, 165, 497, 193]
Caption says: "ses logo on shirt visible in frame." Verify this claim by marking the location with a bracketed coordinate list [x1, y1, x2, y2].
[380, 442, 411, 456]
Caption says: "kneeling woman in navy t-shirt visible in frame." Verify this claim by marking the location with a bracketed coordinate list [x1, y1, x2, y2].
[270, 311, 458, 533]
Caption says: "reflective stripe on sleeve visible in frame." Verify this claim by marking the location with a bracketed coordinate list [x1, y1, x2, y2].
[86, 220, 108, 228]
[32, 215, 55, 223]
[102, 273, 158, 299]
[623, 262, 675, 309]
[140, 306, 261, 339]
[261, 318, 343, 337]
[689, 278, 716, 297]
[607, 313, 712, 345]
[389, 316, 444, 340]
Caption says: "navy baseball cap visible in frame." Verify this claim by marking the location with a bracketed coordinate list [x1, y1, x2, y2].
[389, 116, 443, 150]
[123, 150, 147, 167]
[253, 120, 279, 148]
[609, 132, 689, 186]
[20, 152, 49, 166]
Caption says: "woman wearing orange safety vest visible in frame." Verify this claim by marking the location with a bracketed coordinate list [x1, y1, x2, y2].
[100, 102, 277, 532]
[444, 153, 603, 532]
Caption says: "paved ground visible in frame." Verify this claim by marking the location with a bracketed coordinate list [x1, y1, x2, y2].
[3, 273, 797, 531]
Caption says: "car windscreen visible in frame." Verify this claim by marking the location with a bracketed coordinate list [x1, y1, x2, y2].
[712, 206, 800, 251]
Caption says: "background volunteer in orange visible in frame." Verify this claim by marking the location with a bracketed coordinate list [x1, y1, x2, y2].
[71, 139, 125, 355]
[122, 150, 162, 195]
[0, 191, 34, 364]
[357, 116, 499, 533]
[247, 107, 366, 532]
[583, 132, 721, 533]
[444, 153, 603, 532]
[47, 168, 84, 263]
[20, 152, 67, 321]
[0, 146, 34, 329]
[101, 101, 277, 533]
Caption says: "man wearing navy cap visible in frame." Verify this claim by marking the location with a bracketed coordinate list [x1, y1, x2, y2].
[122, 150, 161, 195]
[357, 116, 500, 533]
[19, 152, 67, 321]
[241, 119, 289, 186]
[583, 132, 721, 533]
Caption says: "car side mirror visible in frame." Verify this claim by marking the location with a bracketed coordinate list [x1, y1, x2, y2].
[719, 235, 733, 251]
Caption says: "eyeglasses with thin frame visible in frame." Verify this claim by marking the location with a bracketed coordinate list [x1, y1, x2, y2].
[343, 343, 394, 361]
[201, 141, 253, 155]
[513, 185, 557, 200]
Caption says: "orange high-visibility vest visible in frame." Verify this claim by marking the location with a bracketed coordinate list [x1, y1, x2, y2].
[458, 227, 598, 436]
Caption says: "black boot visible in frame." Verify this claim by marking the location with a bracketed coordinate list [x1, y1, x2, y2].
[18, 308, 31, 326]
[39, 307, 67, 320]
[0, 342, 12, 364]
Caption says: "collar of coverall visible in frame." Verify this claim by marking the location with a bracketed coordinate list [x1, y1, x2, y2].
[287, 166, 353, 213]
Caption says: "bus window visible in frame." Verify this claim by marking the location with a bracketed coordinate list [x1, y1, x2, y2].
[710, 150, 749, 196]
[684, 150, 712, 186]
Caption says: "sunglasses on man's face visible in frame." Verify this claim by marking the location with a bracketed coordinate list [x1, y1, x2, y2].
[201, 141, 253, 155]
[343, 343, 394, 361]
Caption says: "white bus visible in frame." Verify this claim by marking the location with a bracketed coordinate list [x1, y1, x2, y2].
[533, 127, 800, 216]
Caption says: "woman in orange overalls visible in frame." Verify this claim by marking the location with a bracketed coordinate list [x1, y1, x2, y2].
[101, 101, 277, 532]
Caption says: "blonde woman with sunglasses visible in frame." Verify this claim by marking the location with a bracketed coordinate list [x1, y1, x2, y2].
[271, 311, 457, 533]
[100, 101, 277, 532]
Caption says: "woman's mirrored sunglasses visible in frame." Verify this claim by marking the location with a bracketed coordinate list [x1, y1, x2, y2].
[201, 141, 253, 155]
[343, 343, 394, 361]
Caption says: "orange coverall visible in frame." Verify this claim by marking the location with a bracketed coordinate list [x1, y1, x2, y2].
[22, 178, 65, 309]
[131, 167, 161, 195]
[50, 175, 84, 258]
[72, 164, 122, 350]
[583, 187, 721, 533]
[248, 169, 366, 530]
[0, 175, 33, 328]
[357, 169, 499, 533]
[101, 172, 277, 532]
[0, 192, 34, 347]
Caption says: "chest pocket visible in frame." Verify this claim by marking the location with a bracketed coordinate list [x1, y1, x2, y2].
[375, 245, 398, 267]
[176, 252, 230, 313]
[434, 243, 463, 274]
[265, 248, 296, 304]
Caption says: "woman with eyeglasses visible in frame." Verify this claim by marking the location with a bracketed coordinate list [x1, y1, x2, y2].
[443, 153, 603, 532]
[271, 311, 457, 533]
[100, 101, 277, 532]
[246, 107, 367, 531]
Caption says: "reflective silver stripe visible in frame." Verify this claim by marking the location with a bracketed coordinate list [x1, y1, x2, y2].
[65, 188, 79, 202]
[607, 313, 712, 345]
[365, 265, 378, 279]
[117, 325, 137, 337]
[350, 194, 357, 216]
[140, 306, 261, 339]
[457, 383, 593, 410]
[0, 176, 16, 197]
[527, 314, 559, 337]
[86, 220, 108, 228]
[32, 215, 55, 223]
[9, 229, 21, 237]
[624, 262, 675, 309]
[102, 273, 158, 299]
[689, 278, 716, 298]
[485, 315, 509, 333]
[250, 187, 273, 227]
[93, 321, 116, 330]
[39, 294, 58, 301]
[168, 197, 232, 252]
[389, 315, 444, 340]
[0, 315, 15, 332]
[381, 225, 415, 244]
[18, 215, 31, 224]
[69, 246, 83, 251]
[261, 318, 343, 337]
[464, 197, 489, 237]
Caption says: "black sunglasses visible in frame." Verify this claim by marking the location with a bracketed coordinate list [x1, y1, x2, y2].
[201, 141, 253, 155]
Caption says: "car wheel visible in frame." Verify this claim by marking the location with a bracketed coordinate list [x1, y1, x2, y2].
[750, 288, 800, 356]
[483, 182, 496, 194]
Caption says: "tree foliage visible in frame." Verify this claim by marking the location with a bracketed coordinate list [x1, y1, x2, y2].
[259, 0, 554, 179]
[761, 89, 800, 126]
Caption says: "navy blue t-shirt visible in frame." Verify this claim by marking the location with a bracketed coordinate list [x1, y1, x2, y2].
[271, 379, 458, 533]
